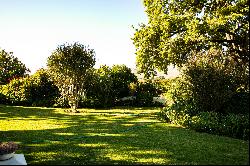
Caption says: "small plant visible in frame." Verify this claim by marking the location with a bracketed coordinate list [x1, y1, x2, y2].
[0, 142, 18, 155]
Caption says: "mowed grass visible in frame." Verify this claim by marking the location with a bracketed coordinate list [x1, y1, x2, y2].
[0, 105, 249, 165]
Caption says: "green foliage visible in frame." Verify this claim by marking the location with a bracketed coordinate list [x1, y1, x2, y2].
[1, 77, 31, 105]
[110, 64, 138, 98]
[132, 0, 249, 78]
[53, 96, 70, 108]
[0, 86, 7, 104]
[28, 69, 60, 107]
[47, 42, 96, 111]
[85, 65, 114, 108]
[160, 108, 249, 140]
[135, 81, 161, 106]
[189, 112, 220, 134]
[182, 49, 249, 114]
[0, 69, 59, 107]
[222, 91, 249, 115]
[116, 80, 163, 107]
[84, 64, 138, 108]
[161, 107, 191, 126]
[159, 53, 249, 140]
[219, 113, 249, 140]
[189, 112, 249, 140]
[163, 49, 249, 116]
[0, 49, 30, 85]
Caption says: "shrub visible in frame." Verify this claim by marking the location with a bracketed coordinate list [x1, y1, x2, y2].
[135, 81, 161, 106]
[189, 112, 220, 134]
[160, 107, 191, 126]
[29, 69, 60, 107]
[1, 77, 31, 105]
[222, 91, 249, 115]
[159, 108, 249, 140]
[219, 113, 249, 140]
[1, 69, 59, 107]
[162, 76, 198, 116]
[182, 49, 249, 114]
[110, 64, 138, 99]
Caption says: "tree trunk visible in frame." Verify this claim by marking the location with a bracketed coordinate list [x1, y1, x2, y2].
[68, 80, 79, 113]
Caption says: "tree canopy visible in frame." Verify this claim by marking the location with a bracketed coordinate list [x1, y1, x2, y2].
[0, 49, 30, 85]
[132, 0, 249, 78]
[47, 42, 96, 111]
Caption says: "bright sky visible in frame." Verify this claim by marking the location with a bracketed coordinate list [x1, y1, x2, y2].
[0, 0, 148, 74]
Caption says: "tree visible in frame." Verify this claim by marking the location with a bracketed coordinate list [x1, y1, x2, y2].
[47, 42, 96, 112]
[132, 0, 249, 78]
[0, 49, 30, 85]
[110, 64, 138, 98]
[29, 68, 60, 107]
[84, 64, 138, 108]
[85, 65, 114, 108]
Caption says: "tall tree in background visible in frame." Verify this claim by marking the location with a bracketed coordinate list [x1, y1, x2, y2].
[132, 0, 249, 78]
[47, 42, 96, 112]
[110, 64, 138, 98]
[0, 49, 30, 84]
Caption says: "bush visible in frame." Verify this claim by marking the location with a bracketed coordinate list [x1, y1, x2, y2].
[162, 76, 198, 116]
[189, 112, 220, 134]
[182, 49, 249, 114]
[159, 108, 249, 140]
[160, 107, 191, 126]
[222, 91, 249, 115]
[29, 69, 60, 107]
[134, 81, 161, 107]
[219, 113, 249, 140]
[1, 78, 31, 105]
[1, 69, 59, 107]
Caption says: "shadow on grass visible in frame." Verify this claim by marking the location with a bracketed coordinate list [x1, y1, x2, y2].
[0, 105, 249, 165]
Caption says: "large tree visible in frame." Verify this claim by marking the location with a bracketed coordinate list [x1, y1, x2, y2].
[110, 64, 138, 98]
[132, 0, 249, 78]
[0, 49, 30, 85]
[47, 42, 96, 112]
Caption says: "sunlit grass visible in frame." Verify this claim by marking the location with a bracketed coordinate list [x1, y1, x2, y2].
[0, 105, 248, 165]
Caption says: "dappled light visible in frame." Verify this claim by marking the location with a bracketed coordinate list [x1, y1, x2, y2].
[0, 105, 248, 165]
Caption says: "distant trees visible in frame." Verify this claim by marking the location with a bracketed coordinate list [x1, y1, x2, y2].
[47, 42, 96, 112]
[85, 65, 114, 107]
[0, 44, 162, 108]
[0, 49, 30, 85]
[110, 64, 138, 99]
[84, 64, 138, 108]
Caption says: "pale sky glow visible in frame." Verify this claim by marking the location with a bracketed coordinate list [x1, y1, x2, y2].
[0, 0, 148, 74]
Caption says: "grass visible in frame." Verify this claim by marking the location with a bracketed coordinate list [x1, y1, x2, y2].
[0, 105, 249, 165]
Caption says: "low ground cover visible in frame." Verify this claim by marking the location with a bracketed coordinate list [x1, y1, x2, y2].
[0, 105, 248, 165]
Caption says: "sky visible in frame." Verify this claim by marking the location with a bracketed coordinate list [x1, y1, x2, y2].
[0, 0, 149, 74]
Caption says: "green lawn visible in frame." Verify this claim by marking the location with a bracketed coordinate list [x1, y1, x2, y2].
[0, 105, 249, 165]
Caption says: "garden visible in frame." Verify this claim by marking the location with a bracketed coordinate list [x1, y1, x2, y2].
[0, 0, 249, 165]
[0, 105, 249, 165]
